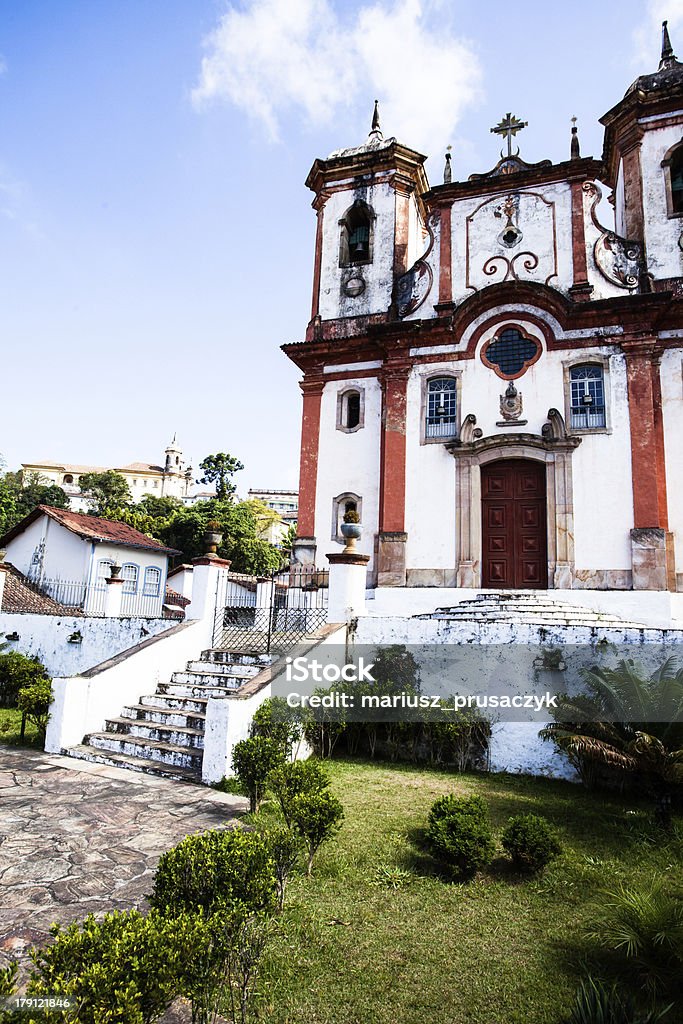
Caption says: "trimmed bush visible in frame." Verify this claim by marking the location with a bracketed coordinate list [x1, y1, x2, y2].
[501, 814, 562, 874]
[17, 678, 53, 742]
[289, 790, 344, 876]
[231, 735, 285, 812]
[427, 795, 494, 878]
[257, 823, 302, 910]
[427, 793, 488, 829]
[269, 758, 329, 825]
[250, 696, 304, 759]
[149, 828, 277, 918]
[0, 651, 49, 709]
[27, 910, 183, 1024]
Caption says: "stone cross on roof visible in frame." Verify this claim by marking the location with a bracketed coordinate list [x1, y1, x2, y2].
[490, 112, 528, 158]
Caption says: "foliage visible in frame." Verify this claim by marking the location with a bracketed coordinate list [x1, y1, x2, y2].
[256, 823, 302, 911]
[289, 790, 344, 876]
[427, 793, 488, 830]
[0, 959, 18, 997]
[566, 976, 672, 1024]
[586, 881, 683, 994]
[0, 651, 50, 709]
[198, 453, 244, 502]
[17, 678, 53, 742]
[231, 736, 285, 813]
[0, 469, 69, 535]
[279, 523, 298, 555]
[149, 828, 277, 918]
[251, 697, 305, 760]
[540, 658, 683, 828]
[269, 758, 330, 826]
[78, 470, 132, 516]
[501, 813, 562, 874]
[426, 795, 495, 879]
[342, 508, 360, 524]
[27, 910, 183, 1024]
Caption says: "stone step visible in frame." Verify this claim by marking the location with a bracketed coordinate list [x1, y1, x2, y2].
[64, 744, 201, 783]
[139, 694, 208, 714]
[105, 717, 205, 747]
[84, 731, 203, 770]
[157, 681, 236, 700]
[201, 650, 273, 667]
[185, 660, 262, 678]
[170, 671, 245, 689]
[429, 609, 636, 624]
[119, 703, 206, 730]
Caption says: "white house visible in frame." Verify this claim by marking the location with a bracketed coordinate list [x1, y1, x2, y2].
[0, 505, 180, 617]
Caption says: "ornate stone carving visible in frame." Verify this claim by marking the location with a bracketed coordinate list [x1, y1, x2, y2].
[497, 382, 526, 425]
[583, 181, 644, 290]
[396, 214, 436, 317]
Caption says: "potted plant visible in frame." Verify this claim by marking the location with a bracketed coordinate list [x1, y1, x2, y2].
[340, 508, 362, 551]
[204, 520, 224, 557]
[109, 563, 122, 579]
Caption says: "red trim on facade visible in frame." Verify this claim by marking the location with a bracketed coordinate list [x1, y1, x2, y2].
[438, 204, 453, 305]
[297, 379, 325, 538]
[624, 344, 668, 529]
[393, 190, 410, 277]
[310, 197, 326, 321]
[570, 180, 590, 292]
[379, 366, 410, 533]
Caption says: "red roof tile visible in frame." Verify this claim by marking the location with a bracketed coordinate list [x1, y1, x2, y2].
[0, 506, 181, 556]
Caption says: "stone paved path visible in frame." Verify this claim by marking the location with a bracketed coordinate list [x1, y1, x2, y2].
[0, 746, 246, 975]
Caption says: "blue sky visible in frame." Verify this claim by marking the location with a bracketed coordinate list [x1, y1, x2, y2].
[0, 0, 680, 495]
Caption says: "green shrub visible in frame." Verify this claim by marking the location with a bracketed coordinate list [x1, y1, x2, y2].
[427, 798, 495, 879]
[587, 881, 683, 994]
[17, 678, 53, 742]
[0, 959, 17, 997]
[566, 976, 672, 1024]
[256, 823, 302, 910]
[149, 828, 277, 918]
[27, 910, 183, 1024]
[501, 814, 562, 874]
[231, 736, 285, 812]
[250, 696, 304, 759]
[427, 793, 488, 830]
[0, 651, 49, 709]
[289, 790, 344, 876]
[269, 758, 329, 825]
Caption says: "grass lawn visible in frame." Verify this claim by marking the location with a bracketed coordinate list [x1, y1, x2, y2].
[256, 759, 682, 1024]
[0, 707, 41, 747]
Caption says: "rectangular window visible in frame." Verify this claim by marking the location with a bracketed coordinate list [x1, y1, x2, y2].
[122, 564, 139, 594]
[143, 567, 161, 597]
[570, 365, 606, 429]
[426, 378, 457, 439]
[96, 560, 113, 587]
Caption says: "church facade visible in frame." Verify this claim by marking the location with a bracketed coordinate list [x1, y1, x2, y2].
[283, 25, 683, 596]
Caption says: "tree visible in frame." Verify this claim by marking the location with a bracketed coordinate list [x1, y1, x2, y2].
[79, 471, 132, 516]
[0, 470, 69, 535]
[289, 790, 344, 876]
[541, 658, 683, 828]
[198, 453, 244, 502]
[17, 678, 53, 742]
[231, 736, 285, 813]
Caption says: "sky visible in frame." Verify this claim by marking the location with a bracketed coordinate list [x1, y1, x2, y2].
[0, 0, 681, 496]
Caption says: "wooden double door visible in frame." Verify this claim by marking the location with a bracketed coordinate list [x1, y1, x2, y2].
[481, 460, 548, 589]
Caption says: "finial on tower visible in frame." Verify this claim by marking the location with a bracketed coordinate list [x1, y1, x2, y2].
[570, 116, 580, 161]
[369, 100, 382, 141]
[443, 145, 452, 183]
[660, 19, 676, 67]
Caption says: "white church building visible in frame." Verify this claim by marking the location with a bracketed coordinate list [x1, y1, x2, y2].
[284, 25, 683, 610]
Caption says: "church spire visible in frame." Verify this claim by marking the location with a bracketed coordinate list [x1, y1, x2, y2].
[368, 100, 382, 142]
[660, 19, 676, 68]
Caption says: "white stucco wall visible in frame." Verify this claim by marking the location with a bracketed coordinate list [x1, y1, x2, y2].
[0, 612, 173, 677]
[661, 347, 683, 577]
[314, 374, 382, 568]
[4, 516, 91, 583]
[640, 123, 683, 281]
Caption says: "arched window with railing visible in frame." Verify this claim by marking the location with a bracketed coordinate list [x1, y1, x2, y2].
[425, 377, 457, 439]
[569, 364, 606, 429]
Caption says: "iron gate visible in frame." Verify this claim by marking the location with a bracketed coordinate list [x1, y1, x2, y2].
[212, 566, 329, 653]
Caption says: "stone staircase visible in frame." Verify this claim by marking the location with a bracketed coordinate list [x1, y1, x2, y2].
[418, 592, 650, 629]
[65, 650, 272, 782]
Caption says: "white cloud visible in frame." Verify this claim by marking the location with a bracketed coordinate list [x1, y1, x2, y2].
[632, 0, 683, 68]
[192, 0, 482, 157]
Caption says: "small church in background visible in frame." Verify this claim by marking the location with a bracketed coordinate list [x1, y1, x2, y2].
[22, 436, 196, 512]
[283, 22, 683, 599]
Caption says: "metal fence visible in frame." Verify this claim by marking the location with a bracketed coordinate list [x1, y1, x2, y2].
[212, 565, 329, 654]
[4, 575, 183, 620]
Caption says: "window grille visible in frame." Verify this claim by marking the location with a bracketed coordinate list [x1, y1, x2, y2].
[426, 378, 457, 439]
[569, 365, 606, 429]
[143, 566, 161, 597]
[122, 563, 139, 594]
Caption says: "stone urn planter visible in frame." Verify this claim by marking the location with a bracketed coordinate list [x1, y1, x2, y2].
[108, 563, 122, 579]
[340, 520, 362, 553]
[204, 523, 224, 558]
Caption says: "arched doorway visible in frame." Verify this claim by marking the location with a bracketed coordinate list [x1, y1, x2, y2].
[481, 459, 548, 589]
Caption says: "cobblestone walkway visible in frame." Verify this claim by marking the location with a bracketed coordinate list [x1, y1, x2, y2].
[0, 747, 246, 973]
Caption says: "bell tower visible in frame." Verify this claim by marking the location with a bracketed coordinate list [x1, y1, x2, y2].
[305, 103, 429, 336]
[601, 21, 683, 284]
